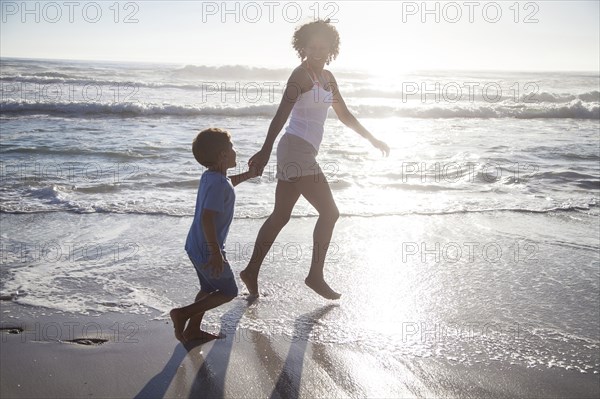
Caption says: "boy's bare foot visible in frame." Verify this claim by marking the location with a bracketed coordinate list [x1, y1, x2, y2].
[240, 269, 259, 297]
[304, 276, 341, 300]
[169, 308, 188, 342]
[183, 329, 220, 342]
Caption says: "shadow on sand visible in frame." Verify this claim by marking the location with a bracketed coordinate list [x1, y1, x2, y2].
[243, 304, 338, 399]
[135, 301, 337, 399]
[269, 304, 338, 399]
[134, 298, 255, 399]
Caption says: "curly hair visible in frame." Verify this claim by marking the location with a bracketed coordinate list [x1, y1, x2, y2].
[192, 127, 231, 168]
[292, 19, 340, 65]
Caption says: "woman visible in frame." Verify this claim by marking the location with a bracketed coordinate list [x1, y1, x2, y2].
[240, 19, 390, 299]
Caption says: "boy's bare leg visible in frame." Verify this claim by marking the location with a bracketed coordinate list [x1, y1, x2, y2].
[170, 292, 234, 342]
[182, 290, 219, 341]
[241, 180, 300, 296]
[297, 174, 341, 300]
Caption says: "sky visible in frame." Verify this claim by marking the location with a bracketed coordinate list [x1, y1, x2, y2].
[1, 0, 599, 73]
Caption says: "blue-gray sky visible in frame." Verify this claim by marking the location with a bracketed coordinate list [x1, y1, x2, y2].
[1, 1, 599, 72]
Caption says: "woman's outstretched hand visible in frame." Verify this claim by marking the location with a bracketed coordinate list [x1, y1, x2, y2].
[371, 138, 390, 157]
[248, 148, 270, 175]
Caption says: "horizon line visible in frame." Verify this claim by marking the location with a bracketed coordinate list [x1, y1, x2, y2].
[1, 55, 598, 75]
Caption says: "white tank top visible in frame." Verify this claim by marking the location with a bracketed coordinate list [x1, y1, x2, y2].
[284, 67, 333, 152]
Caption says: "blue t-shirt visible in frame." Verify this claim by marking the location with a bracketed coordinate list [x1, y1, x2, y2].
[185, 171, 235, 264]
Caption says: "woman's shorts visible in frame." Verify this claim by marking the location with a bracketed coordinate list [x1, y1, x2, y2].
[276, 133, 323, 182]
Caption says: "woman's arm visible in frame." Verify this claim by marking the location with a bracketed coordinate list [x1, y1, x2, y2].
[248, 67, 313, 171]
[326, 71, 390, 156]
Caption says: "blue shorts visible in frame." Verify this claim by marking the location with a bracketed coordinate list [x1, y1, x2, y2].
[188, 255, 238, 297]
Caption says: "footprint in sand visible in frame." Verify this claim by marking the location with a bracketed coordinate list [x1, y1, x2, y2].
[0, 327, 24, 334]
[65, 338, 108, 346]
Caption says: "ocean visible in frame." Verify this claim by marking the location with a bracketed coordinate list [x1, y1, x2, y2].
[1, 58, 599, 375]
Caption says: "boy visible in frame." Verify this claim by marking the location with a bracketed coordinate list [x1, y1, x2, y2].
[170, 127, 259, 343]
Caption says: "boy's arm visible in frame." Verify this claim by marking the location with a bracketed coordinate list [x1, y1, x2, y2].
[229, 171, 254, 187]
[201, 209, 223, 277]
[229, 163, 262, 187]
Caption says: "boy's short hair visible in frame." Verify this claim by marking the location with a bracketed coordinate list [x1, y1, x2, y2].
[192, 128, 232, 167]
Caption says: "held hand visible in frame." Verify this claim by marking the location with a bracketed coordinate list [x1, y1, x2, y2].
[371, 138, 390, 157]
[248, 149, 270, 175]
[248, 162, 263, 178]
[203, 252, 224, 278]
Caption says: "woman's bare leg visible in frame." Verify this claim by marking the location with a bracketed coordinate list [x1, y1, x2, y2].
[295, 173, 340, 299]
[240, 179, 301, 296]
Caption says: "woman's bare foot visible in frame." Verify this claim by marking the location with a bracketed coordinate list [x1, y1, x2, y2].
[169, 308, 188, 342]
[183, 329, 220, 342]
[304, 276, 341, 300]
[240, 269, 259, 297]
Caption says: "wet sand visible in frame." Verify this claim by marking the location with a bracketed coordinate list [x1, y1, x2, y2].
[1, 208, 599, 398]
[1, 300, 598, 399]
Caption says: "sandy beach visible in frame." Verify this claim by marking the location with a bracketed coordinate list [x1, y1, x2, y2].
[1, 299, 599, 399]
[2, 4, 600, 397]
[1, 211, 599, 398]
